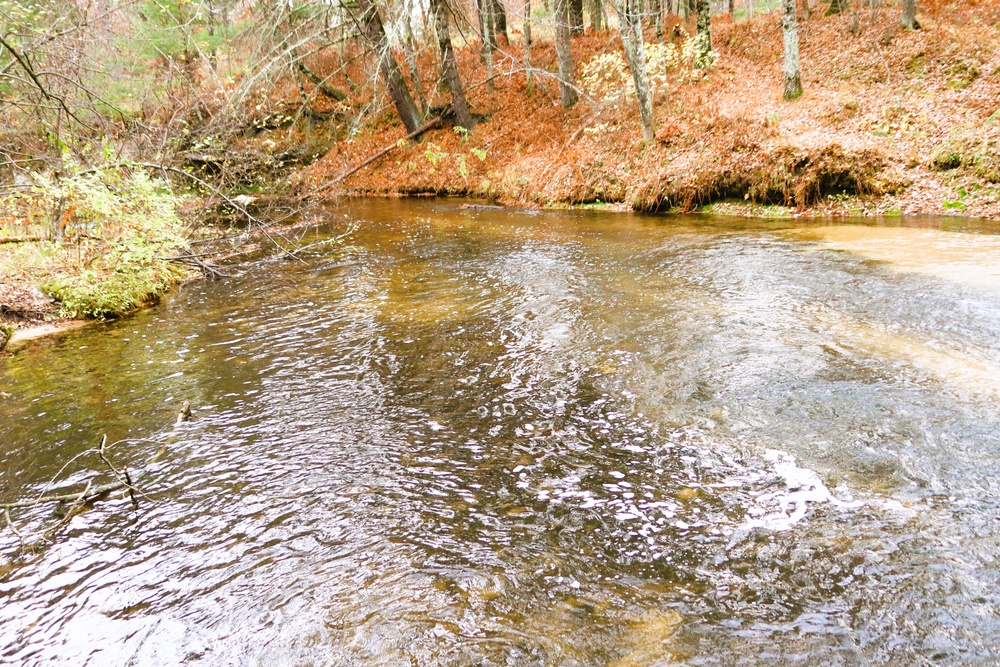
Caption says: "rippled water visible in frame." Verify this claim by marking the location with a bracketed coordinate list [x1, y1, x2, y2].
[2, 200, 1000, 666]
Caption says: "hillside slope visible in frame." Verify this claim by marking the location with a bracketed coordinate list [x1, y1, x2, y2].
[297, 4, 1000, 218]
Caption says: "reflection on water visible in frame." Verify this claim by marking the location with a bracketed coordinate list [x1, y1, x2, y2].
[2, 201, 1000, 666]
[790, 224, 1000, 289]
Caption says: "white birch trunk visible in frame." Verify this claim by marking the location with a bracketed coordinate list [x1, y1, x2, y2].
[618, 0, 655, 140]
[782, 0, 802, 100]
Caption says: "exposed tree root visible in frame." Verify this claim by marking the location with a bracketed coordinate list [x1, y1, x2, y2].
[633, 144, 906, 212]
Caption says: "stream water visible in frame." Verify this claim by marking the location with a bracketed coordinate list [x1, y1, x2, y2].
[2, 200, 1000, 666]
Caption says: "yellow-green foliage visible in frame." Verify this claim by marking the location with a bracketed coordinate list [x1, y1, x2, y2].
[581, 40, 696, 102]
[0, 165, 191, 318]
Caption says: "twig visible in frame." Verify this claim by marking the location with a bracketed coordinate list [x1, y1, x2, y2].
[98, 434, 144, 506]
[43, 479, 93, 540]
[4, 507, 25, 549]
[2, 479, 129, 510]
[321, 114, 446, 188]
[161, 255, 231, 279]
[0, 236, 46, 244]
[2, 400, 189, 516]
[0, 34, 94, 130]
[176, 400, 192, 425]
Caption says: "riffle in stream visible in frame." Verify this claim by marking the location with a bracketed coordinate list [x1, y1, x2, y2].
[2, 200, 1000, 666]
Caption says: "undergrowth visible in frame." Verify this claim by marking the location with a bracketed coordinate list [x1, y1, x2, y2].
[930, 114, 1000, 184]
[0, 164, 192, 319]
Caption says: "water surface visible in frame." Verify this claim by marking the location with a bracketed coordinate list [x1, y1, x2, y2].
[2, 201, 1000, 666]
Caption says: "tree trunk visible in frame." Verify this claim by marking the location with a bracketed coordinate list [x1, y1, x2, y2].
[478, 0, 496, 89]
[782, 0, 802, 99]
[902, 0, 919, 29]
[589, 0, 604, 30]
[403, 0, 428, 115]
[618, 0, 655, 140]
[432, 0, 474, 129]
[356, 0, 423, 133]
[554, 0, 578, 107]
[493, 0, 510, 42]
[826, 0, 848, 15]
[651, 0, 663, 38]
[524, 0, 534, 91]
[571, 0, 585, 33]
[477, 0, 487, 43]
[295, 58, 349, 101]
[728, 0, 734, 15]
[693, 0, 712, 68]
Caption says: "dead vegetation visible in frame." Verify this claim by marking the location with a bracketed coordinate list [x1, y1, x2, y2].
[632, 143, 903, 212]
[285, 2, 1000, 218]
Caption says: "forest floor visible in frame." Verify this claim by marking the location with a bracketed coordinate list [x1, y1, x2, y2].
[292, 4, 1000, 219]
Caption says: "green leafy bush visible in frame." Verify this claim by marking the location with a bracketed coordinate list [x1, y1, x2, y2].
[1, 164, 191, 318]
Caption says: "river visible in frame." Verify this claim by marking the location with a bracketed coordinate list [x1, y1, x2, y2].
[2, 200, 1000, 666]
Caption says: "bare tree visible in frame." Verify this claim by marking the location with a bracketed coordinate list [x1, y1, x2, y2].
[478, 0, 497, 90]
[618, 0, 655, 140]
[782, 0, 803, 99]
[694, 0, 713, 69]
[589, 0, 605, 31]
[902, 0, 919, 29]
[431, 0, 475, 129]
[650, 0, 664, 39]
[554, 0, 579, 107]
[493, 0, 510, 42]
[402, 0, 429, 115]
[524, 0, 534, 91]
[571, 0, 586, 33]
[826, 0, 849, 15]
[355, 0, 423, 133]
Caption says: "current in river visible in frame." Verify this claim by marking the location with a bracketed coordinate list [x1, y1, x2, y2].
[2, 200, 1000, 666]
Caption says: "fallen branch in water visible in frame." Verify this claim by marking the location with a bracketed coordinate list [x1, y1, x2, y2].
[161, 254, 231, 279]
[0, 401, 192, 552]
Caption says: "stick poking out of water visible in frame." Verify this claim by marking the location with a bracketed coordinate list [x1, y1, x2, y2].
[0, 400, 195, 553]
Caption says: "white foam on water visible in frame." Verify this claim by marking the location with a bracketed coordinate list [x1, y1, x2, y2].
[738, 449, 866, 532]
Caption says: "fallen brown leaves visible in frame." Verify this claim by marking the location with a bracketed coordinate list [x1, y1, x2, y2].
[285, 2, 1000, 218]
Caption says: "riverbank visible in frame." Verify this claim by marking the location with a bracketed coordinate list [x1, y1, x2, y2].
[0, 206, 328, 348]
[0, 167, 195, 347]
[3, 5, 998, 340]
[295, 6, 999, 218]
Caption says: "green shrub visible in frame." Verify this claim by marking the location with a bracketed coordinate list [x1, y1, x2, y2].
[1, 164, 192, 318]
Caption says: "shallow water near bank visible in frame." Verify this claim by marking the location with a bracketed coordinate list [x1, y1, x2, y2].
[2, 200, 1000, 666]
